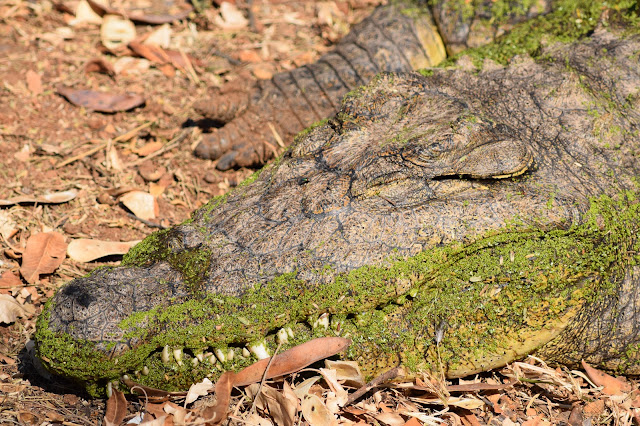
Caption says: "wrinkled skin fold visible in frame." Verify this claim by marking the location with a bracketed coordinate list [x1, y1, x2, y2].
[36, 23, 640, 396]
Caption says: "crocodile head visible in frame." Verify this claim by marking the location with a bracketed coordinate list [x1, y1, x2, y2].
[35, 30, 640, 396]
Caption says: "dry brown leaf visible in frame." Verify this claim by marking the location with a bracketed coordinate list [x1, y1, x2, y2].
[243, 413, 273, 425]
[129, 41, 171, 64]
[26, 70, 43, 95]
[234, 337, 351, 387]
[122, 377, 186, 400]
[581, 360, 631, 395]
[324, 359, 365, 387]
[120, 190, 158, 220]
[113, 57, 151, 76]
[84, 58, 116, 76]
[70, 0, 103, 26]
[259, 383, 298, 426]
[292, 376, 322, 399]
[17, 412, 39, 425]
[0, 210, 18, 241]
[403, 418, 422, 426]
[87, 0, 193, 24]
[0, 294, 34, 324]
[149, 182, 168, 198]
[375, 412, 406, 426]
[199, 371, 235, 424]
[20, 232, 67, 284]
[583, 399, 605, 418]
[301, 394, 335, 426]
[133, 141, 164, 157]
[104, 388, 127, 426]
[67, 239, 140, 263]
[163, 402, 187, 423]
[0, 189, 78, 207]
[0, 383, 27, 393]
[106, 144, 124, 171]
[185, 378, 214, 405]
[101, 15, 136, 50]
[460, 412, 483, 426]
[163, 49, 202, 70]
[319, 368, 348, 408]
[0, 271, 22, 288]
[13, 145, 31, 162]
[140, 415, 167, 425]
[214, 2, 248, 30]
[144, 24, 172, 48]
[57, 85, 145, 112]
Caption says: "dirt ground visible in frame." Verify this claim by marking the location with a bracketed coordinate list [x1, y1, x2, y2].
[1, 0, 640, 424]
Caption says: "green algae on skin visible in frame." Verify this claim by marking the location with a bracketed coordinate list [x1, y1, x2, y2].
[437, 0, 640, 68]
[35, 191, 640, 396]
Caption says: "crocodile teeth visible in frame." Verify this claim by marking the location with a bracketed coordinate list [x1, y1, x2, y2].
[242, 347, 251, 358]
[286, 327, 294, 338]
[161, 345, 171, 364]
[122, 374, 129, 381]
[192, 357, 199, 367]
[214, 348, 226, 363]
[277, 328, 289, 345]
[208, 354, 217, 365]
[106, 381, 113, 398]
[173, 348, 184, 366]
[227, 348, 235, 361]
[249, 342, 270, 359]
[314, 313, 330, 329]
[142, 366, 149, 376]
[195, 351, 204, 362]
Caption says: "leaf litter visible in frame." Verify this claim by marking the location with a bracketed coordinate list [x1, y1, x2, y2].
[2, 0, 640, 424]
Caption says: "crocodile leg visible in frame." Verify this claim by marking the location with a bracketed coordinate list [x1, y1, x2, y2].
[194, 0, 553, 170]
[194, 2, 446, 170]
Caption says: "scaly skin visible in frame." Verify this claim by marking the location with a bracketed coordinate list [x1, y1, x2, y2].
[36, 11, 640, 396]
[193, 0, 552, 170]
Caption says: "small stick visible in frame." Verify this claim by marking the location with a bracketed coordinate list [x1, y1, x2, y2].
[179, 50, 201, 85]
[209, 49, 242, 66]
[56, 121, 154, 168]
[246, 0, 258, 33]
[125, 212, 167, 229]
[56, 142, 107, 168]
[345, 367, 403, 406]
[250, 342, 283, 415]
[126, 129, 190, 167]
[267, 122, 285, 148]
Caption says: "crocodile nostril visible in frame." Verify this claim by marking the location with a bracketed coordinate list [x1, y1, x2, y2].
[62, 283, 95, 308]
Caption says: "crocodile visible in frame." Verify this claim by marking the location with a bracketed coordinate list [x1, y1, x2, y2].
[35, 2, 640, 396]
[194, 0, 553, 170]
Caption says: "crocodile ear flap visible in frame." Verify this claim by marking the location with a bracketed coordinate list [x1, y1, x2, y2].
[452, 138, 534, 179]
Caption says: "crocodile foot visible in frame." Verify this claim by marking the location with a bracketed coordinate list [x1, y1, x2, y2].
[193, 2, 446, 170]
